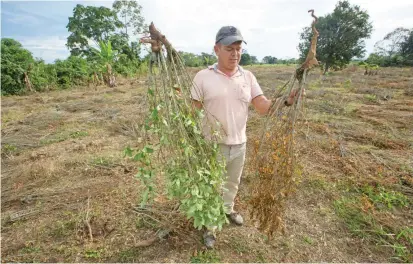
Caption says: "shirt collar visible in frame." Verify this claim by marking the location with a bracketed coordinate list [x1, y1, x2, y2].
[208, 63, 244, 76]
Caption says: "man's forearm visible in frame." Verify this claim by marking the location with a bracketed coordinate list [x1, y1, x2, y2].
[252, 95, 285, 115]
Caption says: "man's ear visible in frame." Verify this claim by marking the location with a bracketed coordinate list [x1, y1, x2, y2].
[214, 44, 220, 56]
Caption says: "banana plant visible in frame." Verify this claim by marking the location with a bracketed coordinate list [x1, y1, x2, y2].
[90, 40, 118, 87]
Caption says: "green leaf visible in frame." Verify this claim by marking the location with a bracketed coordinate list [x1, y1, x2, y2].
[133, 152, 145, 161]
[124, 146, 133, 157]
[140, 189, 149, 207]
[191, 187, 199, 196]
[187, 204, 197, 216]
[151, 107, 158, 119]
[144, 146, 154, 153]
[196, 203, 203, 210]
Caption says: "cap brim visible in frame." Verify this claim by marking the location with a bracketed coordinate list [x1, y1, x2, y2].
[218, 36, 247, 45]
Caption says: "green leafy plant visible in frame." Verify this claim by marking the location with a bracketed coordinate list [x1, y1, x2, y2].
[125, 40, 228, 231]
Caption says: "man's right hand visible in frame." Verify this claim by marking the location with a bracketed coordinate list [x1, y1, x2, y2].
[192, 100, 203, 110]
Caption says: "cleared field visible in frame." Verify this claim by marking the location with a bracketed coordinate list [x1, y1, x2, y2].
[1, 65, 412, 262]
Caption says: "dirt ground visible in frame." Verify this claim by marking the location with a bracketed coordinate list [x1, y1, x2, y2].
[1, 65, 412, 262]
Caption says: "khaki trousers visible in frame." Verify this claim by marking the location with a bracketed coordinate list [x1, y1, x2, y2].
[219, 143, 247, 214]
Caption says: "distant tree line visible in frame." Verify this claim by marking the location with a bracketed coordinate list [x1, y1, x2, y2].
[2, 0, 413, 95]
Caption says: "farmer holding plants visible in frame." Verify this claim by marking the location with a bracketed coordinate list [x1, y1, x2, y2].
[191, 26, 298, 248]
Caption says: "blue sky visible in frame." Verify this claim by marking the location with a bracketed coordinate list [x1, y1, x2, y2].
[2, 0, 413, 63]
[1, 1, 114, 62]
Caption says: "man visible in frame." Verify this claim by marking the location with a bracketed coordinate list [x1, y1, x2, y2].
[190, 26, 297, 248]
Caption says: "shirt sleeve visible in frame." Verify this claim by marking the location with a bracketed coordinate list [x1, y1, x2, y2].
[250, 72, 263, 99]
[190, 71, 204, 101]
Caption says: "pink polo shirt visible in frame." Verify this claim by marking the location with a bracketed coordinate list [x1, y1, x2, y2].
[190, 64, 263, 145]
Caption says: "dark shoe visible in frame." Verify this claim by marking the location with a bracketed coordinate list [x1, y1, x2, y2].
[226, 212, 244, 225]
[203, 231, 216, 249]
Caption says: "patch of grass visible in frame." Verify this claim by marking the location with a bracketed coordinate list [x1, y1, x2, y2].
[19, 243, 41, 254]
[118, 248, 140, 262]
[91, 156, 115, 167]
[334, 195, 412, 262]
[255, 251, 267, 263]
[134, 216, 159, 229]
[390, 242, 413, 263]
[303, 235, 314, 245]
[40, 130, 89, 145]
[342, 79, 352, 89]
[334, 196, 380, 237]
[313, 99, 345, 115]
[70, 130, 89, 139]
[49, 219, 77, 238]
[308, 79, 322, 90]
[404, 87, 413, 96]
[343, 102, 360, 115]
[190, 250, 221, 263]
[84, 249, 103, 259]
[2, 143, 18, 156]
[40, 132, 70, 145]
[364, 94, 379, 103]
[306, 177, 329, 190]
[360, 185, 409, 209]
[1, 109, 26, 124]
[231, 240, 249, 254]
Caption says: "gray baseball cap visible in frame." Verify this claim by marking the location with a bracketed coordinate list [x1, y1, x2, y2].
[215, 26, 247, 45]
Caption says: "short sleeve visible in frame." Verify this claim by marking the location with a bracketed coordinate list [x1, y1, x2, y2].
[190, 71, 204, 101]
[249, 72, 263, 99]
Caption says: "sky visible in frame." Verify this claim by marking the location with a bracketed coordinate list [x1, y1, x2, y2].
[1, 0, 413, 63]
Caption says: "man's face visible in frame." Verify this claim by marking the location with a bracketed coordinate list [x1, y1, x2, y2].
[214, 41, 242, 71]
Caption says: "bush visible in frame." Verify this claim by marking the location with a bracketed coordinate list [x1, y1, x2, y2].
[1, 38, 35, 95]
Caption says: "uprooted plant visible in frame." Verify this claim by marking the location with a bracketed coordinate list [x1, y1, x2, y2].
[126, 23, 228, 233]
[249, 10, 319, 238]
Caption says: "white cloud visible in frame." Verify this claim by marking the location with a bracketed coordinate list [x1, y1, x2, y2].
[19, 36, 68, 51]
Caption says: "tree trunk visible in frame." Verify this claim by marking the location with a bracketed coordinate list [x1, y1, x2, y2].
[93, 72, 100, 86]
[323, 63, 330, 75]
[23, 72, 34, 92]
[106, 64, 116, 88]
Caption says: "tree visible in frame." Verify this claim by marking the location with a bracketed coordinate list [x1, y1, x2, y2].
[178, 51, 203, 67]
[400, 30, 413, 65]
[251, 56, 259, 64]
[366, 28, 413, 67]
[1, 38, 35, 95]
[298, 0, 373, 73]
[240, 53, 252, 65]
[372, 28, 413, 66]
[112, 0, 146, 36]
[375, 28, 411, 57]
[66, 4, 123, 56]
[262, 56, 277, 64]
[90, 40, 118, 87]
[200, 52, 217, 66]
[365, 52, 384, 66]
